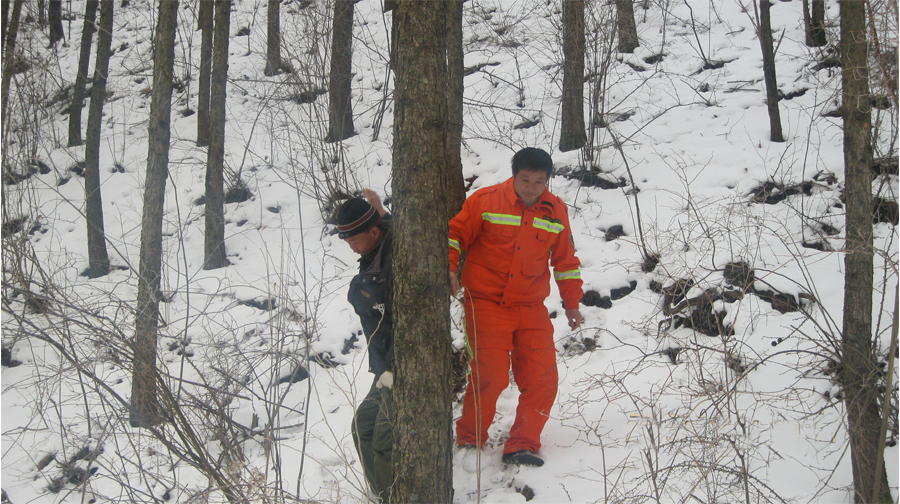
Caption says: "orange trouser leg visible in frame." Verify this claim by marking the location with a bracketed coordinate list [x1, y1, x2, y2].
[506, 303, 557, 453]
[456, 298, 515, 447]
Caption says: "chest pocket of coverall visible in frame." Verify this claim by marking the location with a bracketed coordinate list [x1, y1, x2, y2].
[478, 220, 516, 273]
[521, 218, 553, 277]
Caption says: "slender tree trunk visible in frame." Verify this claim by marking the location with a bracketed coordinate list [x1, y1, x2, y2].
[810, 0, 826, 47]
[68, 0, 99, 147]
[1, 0, 23, 125]
[445, 0, 465, 216]
[326, 0, 355, 142]
[203, 0, 230, 270]
[803, 0, 827, 47]
[38, 0, 45, 25]
[2, 0, 9, 48]
[83, 0, 111, 278]
[197, 0, 213, 146]
[840, 1, 893, 502]
[616, 0, 638, 53]
[391, 1, 454, 502]
[560, 0, 586, 152]
[263, 0, 281, 75]
[48, 0, 64, 46]
[132, 0, 178, 429]
[756, 0, 784, 142]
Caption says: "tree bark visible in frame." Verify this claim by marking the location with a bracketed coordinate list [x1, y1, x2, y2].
[83, 0, 111, 278]
[197, 0, 213, 146]
[757, 0, 784, 142]
[132, 0, 178, 429]
[2, 0, 9, 49]
[560, 0, 586, 152]
[391, 1, 454, 502]
[203, 0, 230, 270]
[263, 0, 281, 75]
[840, 1, 893, 502]
[445, 0, 466, 216]
[616, 0, 638, 54]
[803, 0, 827, 47]
[68, 0, 99, 147]
[326, 0, 355, 142]
[1, 0, 23, 126]
[48, 0, 64, 46]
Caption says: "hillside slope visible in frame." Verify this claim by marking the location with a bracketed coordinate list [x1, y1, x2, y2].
[2, 0, 897, 503]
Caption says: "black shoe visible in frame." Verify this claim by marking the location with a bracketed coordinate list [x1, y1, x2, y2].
[501, 450, 544, 467]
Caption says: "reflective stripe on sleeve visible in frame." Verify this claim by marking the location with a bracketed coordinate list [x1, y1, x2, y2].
[449, 238, 461, 252]
[533, 218, 564, 234]
[554, 269, 581, 280]
[481, 212, 522, 226]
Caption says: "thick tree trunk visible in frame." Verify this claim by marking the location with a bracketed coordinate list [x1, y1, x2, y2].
[132, 0, 178, 429]
[445, 0, 465, 216]
[560, 0, 586, 152]
[326, 0, 355, 142]
[48, 0, 64, 46]
[840, 1, 893, 502]
[197, 0, 213, 146]
[263, 0, 281, 75]
[391, 1, 454, 503]
[68, 0, 99, 147]
[203, 0, 230, 270]
[83, 0, 111, 278]
[1, 0, 23, 125]
[757, 0, 784, 142]
[616, 0, 638, 53]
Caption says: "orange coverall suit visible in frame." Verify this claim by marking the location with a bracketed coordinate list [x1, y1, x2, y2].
[449, 178, 583, 454]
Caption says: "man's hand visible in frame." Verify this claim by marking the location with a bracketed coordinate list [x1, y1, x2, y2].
[449, 270, 460, 295]
[376, 371, 393, 389]
[565, 308, 583, 330]
[361, 188, 387, 217]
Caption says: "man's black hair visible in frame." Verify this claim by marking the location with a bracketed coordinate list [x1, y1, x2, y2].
[511, 147, 553, 178]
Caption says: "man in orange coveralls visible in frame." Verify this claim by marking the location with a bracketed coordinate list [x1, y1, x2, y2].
[448, 147, 583, 467]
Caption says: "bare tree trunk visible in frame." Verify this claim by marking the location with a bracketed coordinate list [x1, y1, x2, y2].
[391, 1, 454, 502]
[1, 0, 23, 125]
[2, 0, 9, 48]
[263, 0, 281, 75]
[326, 0, 355, 142]
[616, 0, 638, 53]
[445, 0, 465, 216]
[560, 0, 586, 152]
[38, 0, 45, 25]
[197, 0, 213, 146]
[756, 0, 784, 142]
[840, 1, 893, 502]
[803, 0, 827, 47]
[203, 0, 230, 270]
[48, 0, 64, 46]
[83, 0, 111, 278]
[68, 0, 98, 147]
[132, 0, 178, 429]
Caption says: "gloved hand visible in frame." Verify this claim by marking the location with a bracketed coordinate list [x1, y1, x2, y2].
[376, 371, 394, 389]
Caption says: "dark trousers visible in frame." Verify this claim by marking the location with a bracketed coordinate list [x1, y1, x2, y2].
[351, 375, 394, 502]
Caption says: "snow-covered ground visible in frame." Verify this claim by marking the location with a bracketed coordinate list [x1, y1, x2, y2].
[2, 0, 898, 502]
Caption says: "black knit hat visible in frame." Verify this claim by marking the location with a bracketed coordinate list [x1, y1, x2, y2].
[337, 198, 382, 239]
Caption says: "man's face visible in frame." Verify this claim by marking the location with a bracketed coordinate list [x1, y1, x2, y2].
[513, 169, 548, 207]
[343, 226, 381, 255]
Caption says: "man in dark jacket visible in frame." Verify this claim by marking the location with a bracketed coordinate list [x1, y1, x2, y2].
[339, 190, 394, 503]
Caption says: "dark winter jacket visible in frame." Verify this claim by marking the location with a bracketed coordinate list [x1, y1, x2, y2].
[347, 219, 394, 375]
